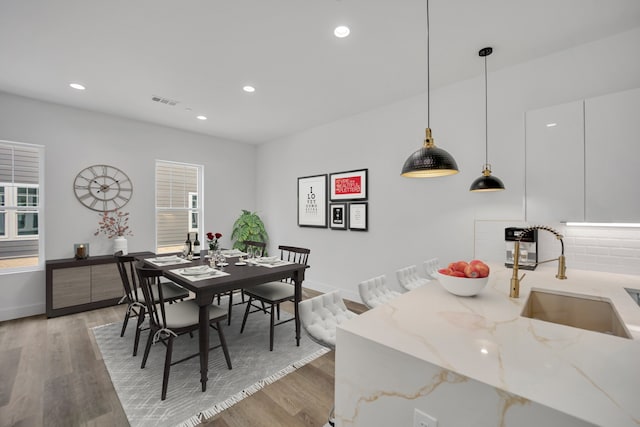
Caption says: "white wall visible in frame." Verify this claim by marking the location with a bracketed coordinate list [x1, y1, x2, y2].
[0, 92, 257, 321]
[257, 28, 640, 302]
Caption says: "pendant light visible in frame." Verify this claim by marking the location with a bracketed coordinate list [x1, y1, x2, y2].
[469, 47, 505, 192]
[401, 0, 458, 178]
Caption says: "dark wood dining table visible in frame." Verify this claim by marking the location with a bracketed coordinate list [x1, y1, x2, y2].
[139, 253, 309, 392]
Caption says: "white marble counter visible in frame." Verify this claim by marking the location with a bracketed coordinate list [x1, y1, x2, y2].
[335, 265, 640, 426]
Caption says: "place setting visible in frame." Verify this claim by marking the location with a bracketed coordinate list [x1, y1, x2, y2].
[145, 254, 191, 267]
[170, 265, 230, 281]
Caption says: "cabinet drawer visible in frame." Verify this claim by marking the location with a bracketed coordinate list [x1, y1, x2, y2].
[51, 266, 91, 309]
[91, 263, 123, 302]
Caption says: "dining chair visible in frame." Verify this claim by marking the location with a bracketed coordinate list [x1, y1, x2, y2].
[240, 245, 310, 351]
[299, 290, 358, 426]
[423, 257, 440, 279]
[115, 252, 189, 356]
[220, 240, 268, 325]
[396, 264, 431, 291]
[135, 266, 232, 400]
[358, 275, 401, 309]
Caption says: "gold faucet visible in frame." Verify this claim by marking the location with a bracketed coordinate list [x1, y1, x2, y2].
[510, 225, 567, 298]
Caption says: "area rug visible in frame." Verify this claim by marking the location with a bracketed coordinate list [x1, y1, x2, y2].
[92, 297, 328, 427]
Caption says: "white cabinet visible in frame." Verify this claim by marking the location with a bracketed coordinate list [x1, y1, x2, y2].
[525, 87, 640, 223]
[525, 100, 585, 222]
[585, 88, 640, 222]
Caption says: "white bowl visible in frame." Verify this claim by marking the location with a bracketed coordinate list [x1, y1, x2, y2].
[435, 271, 489, 297]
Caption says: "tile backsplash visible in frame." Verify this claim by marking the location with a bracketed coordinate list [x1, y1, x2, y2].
[474, 220, 640, 276]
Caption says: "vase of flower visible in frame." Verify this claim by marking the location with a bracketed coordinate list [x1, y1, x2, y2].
[114, 236, 128, 255]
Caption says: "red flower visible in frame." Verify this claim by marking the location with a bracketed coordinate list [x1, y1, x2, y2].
[206, 232, 214, 241]
[215, 232, 222, 239]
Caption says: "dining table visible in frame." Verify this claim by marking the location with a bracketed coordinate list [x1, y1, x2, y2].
[139, 252, 309, 392]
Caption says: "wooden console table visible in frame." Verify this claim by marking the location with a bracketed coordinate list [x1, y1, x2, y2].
[45, 251, 152, 318]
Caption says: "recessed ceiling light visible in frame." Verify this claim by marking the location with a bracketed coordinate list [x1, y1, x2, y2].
[69, 83, 86, 90]
[243, 85, 256, 93]
[546, 123, 557, 127]
[334, 25, 350, 38]
[196, 115, 207, 120]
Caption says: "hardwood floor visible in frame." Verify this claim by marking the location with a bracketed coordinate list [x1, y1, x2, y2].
[0, 289, 366, 427]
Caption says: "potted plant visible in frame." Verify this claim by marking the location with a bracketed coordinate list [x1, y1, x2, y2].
[231, 210, 269, 254]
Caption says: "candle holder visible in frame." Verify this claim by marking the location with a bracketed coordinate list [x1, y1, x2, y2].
[74, 243, 89, 260]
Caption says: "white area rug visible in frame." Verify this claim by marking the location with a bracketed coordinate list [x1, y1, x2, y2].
[93, 297, 328, 427]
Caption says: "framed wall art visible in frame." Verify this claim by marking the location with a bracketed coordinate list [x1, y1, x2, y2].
[330, 169, 368, 201]
[349, 202, 368, 231]
[297, 174, 328, 228]
[329, 203, 348, 230]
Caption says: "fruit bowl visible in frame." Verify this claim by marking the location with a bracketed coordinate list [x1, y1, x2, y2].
[435, 271, 489, 297]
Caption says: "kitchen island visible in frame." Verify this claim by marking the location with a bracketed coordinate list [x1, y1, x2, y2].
[334, 265, 640, 426]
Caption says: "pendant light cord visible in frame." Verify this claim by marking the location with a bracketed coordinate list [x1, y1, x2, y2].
[426, 0, 430, 127]
[484, 53, 488, 164]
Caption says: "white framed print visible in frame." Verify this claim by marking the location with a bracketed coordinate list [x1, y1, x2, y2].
[298, 174, 328, 228]
[349, 202, 368, 231]
[330, 203, 348, 230]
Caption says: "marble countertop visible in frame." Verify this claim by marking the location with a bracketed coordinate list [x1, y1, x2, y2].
[339, 264, 640, 426]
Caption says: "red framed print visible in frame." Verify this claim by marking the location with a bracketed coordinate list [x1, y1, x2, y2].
[330, 169, 368, 201]
[297, 174, 328, 228]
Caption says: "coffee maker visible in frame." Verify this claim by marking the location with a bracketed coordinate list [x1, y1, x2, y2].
[505, 227, 538, 270]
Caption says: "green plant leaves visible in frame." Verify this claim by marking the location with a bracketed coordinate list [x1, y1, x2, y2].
[231, 210, 269, 254]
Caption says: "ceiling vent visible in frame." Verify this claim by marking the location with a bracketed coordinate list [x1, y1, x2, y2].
[151, 95, 179, 106]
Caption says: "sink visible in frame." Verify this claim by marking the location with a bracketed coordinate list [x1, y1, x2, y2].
[521, 289, 632, 339]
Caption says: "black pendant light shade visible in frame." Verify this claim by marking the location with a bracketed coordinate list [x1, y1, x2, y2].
[401, 0, 459, 178]
[470, 47, 505, 192]
[401, 128, 459, 177]
[469, 165, 505, 191]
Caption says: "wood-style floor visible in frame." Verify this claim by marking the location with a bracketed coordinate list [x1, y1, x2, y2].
[0, 290, 366, 427]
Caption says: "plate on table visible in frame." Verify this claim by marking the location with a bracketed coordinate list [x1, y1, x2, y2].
[235, 262, 247, 266]
[152, 255, 182, 264]
[181, 266, 215, 276]
[217, 262, 229, 267]
[258, 256, 281, 265]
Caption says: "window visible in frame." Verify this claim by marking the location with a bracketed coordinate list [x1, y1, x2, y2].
[155, 160, 202, 254]
[0, 141, 44, 271]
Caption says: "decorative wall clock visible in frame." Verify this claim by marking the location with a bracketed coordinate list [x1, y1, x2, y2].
[73, 164, 133, 212]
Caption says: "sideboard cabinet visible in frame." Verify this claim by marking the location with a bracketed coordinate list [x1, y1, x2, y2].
[46, 251, 151, 318]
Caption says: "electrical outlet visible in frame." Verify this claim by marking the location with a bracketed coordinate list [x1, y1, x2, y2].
[414, 409, 438, 427]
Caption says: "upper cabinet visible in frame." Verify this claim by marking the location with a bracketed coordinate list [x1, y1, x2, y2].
[525, 100, 585, 222]
[526, 87, 640, 223]
[585, 88, 640, 222]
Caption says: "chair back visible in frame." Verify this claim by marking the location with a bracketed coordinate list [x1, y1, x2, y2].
[423, 258, 440, 279]
[135, 266, 169, 330]
[243, 240, 266, 257]
[115, 251, 141, 304]
[358, 275, 400, 309]
[277, 245, 310, 283]
[396, 264, 430, 291]
[299, 290, 357, 349]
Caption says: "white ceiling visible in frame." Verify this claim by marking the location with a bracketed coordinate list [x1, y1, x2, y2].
[1, 0, 639, 144]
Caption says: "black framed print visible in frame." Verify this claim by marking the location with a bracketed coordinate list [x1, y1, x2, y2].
[298, 174, 328, 228]
[329, 203, 348, 230]
[329, 169, 368, 201]
[349, 202, 368, 231]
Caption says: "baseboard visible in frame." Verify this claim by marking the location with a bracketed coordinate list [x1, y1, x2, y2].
[303, 280, 361, 305]
[0, 303, 45, 322]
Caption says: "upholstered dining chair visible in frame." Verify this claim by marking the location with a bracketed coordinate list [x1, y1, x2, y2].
[358, 275, 401, 309]
[240, 245, 310, 351]
[423, 257, 440, 279]
[135, 266, 232, 400]
[115, 252, 189, 356]
[299, 290, 358, 426]
[396, 264, 431, 291]
[220, 240, 268, 325]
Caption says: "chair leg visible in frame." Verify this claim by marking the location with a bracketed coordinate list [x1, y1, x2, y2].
[276, 303, 281, 320]
[132, 307, 145, 356]
[120, 305, 131, 337]
[141, 329, 154, 369]
[269, 303, 275, 351]
[216, 322, 232, 370]
[161, 336, 174, 401]
[227, 292, 233, 326]
[240, 296, 252, 333]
